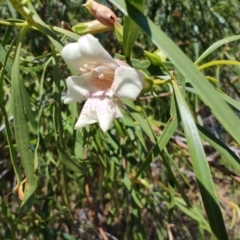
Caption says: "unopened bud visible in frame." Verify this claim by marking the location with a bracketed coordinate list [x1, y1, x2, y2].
[72, 20, 112, 35]
[83, 0, 117, 27]
[154, 49, 167, 62]
[144, 49, 167, 67]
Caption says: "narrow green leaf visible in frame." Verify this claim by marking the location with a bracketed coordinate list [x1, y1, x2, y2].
[157, 93, 179, 150]
[107, 182, 120, 216]
[11, 27, 38, 213]
[172, 81, 228, 240]
[195, 35, 240, 65]
[0, 44, 21, 190]
[131, 97, 191, 207]
[123, 172, 142, 208]
[186, 86, 240, 112]
[51, 45, 64, 146]
[0, 106, 22, 188]
[167, 183, 175, 222]
[0, 43, 13, 75]
[0, 199, 17, 240]
[132, 93, 178, 181]
[52, 26, 80, 41]
[58, 146, 86, 173]
[20, 80, 38, 133]
[197, 60, 240, 71]
[216, 90, 240, 112]
[197, 124, 240, 174]
[122, 99, 156, 143]
[20, 64, 46, 73]
[123, 16, 140, 58]
[114, 53, 170, 76]
[132, 111, 176, 181]
[123, 0, 144, 58]
[61, 166, 74, 220]
[74, 129, 84, 159]
[161, 150, 192, 208]
[175, 198, 211, 232]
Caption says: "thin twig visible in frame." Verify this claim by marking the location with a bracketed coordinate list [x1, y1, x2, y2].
[139, 92, 172, 100]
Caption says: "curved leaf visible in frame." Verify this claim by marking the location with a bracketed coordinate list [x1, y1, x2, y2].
[11, 27, 38, 213]
[195, 35, 240, 65]
[197, 124, 240, 174]
[123, 0, 144, 58]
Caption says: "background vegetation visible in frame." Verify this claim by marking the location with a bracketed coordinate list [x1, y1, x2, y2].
[0, 0, 240, 239]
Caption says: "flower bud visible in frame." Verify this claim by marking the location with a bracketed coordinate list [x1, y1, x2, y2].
[83, 0, 117, 27]
[144, 50, 167, 66]
[154, 49, 167, 62]
[72, 20, 112, 35]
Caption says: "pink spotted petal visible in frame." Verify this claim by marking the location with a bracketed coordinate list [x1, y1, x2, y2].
[74, 91, 122, 132]
[111, 65, 144, 99]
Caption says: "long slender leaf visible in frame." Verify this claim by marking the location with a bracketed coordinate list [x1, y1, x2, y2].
[195, 35, 240, 65]
[20, 80, 38, 133]
[0, 43, 13, 75]
[133, 94, 178, 180]
[186, 86, 240, 112]
[216, 90, 240, 112]
[122, 99, 156, 143]
[175, 198, 211, 233]
[197, 60, 240, 71]
[11, 27, 38, 213]
[0, 199, 17, 240]
[58, 146, 86, 173]
[123, 16, 140, 58]
[161, 150, 192, 208]
[172, 81, 228, 240]
[197, 124, 240, 174]
[123, 0, 144, 57]
[0, 106, 22, 189]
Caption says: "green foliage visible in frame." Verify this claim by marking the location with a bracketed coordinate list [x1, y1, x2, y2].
[1, 0, 240, 239]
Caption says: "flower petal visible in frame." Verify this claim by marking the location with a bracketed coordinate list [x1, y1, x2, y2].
[64, 74, 98, 104]
[61, 42, 82, 74]
[61, 34, 118, 74]
[111, 65, 144, 99]
[75, 91, 122, 132]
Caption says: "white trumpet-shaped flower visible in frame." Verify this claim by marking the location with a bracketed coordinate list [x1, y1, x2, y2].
[61, 34, 144, 132]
